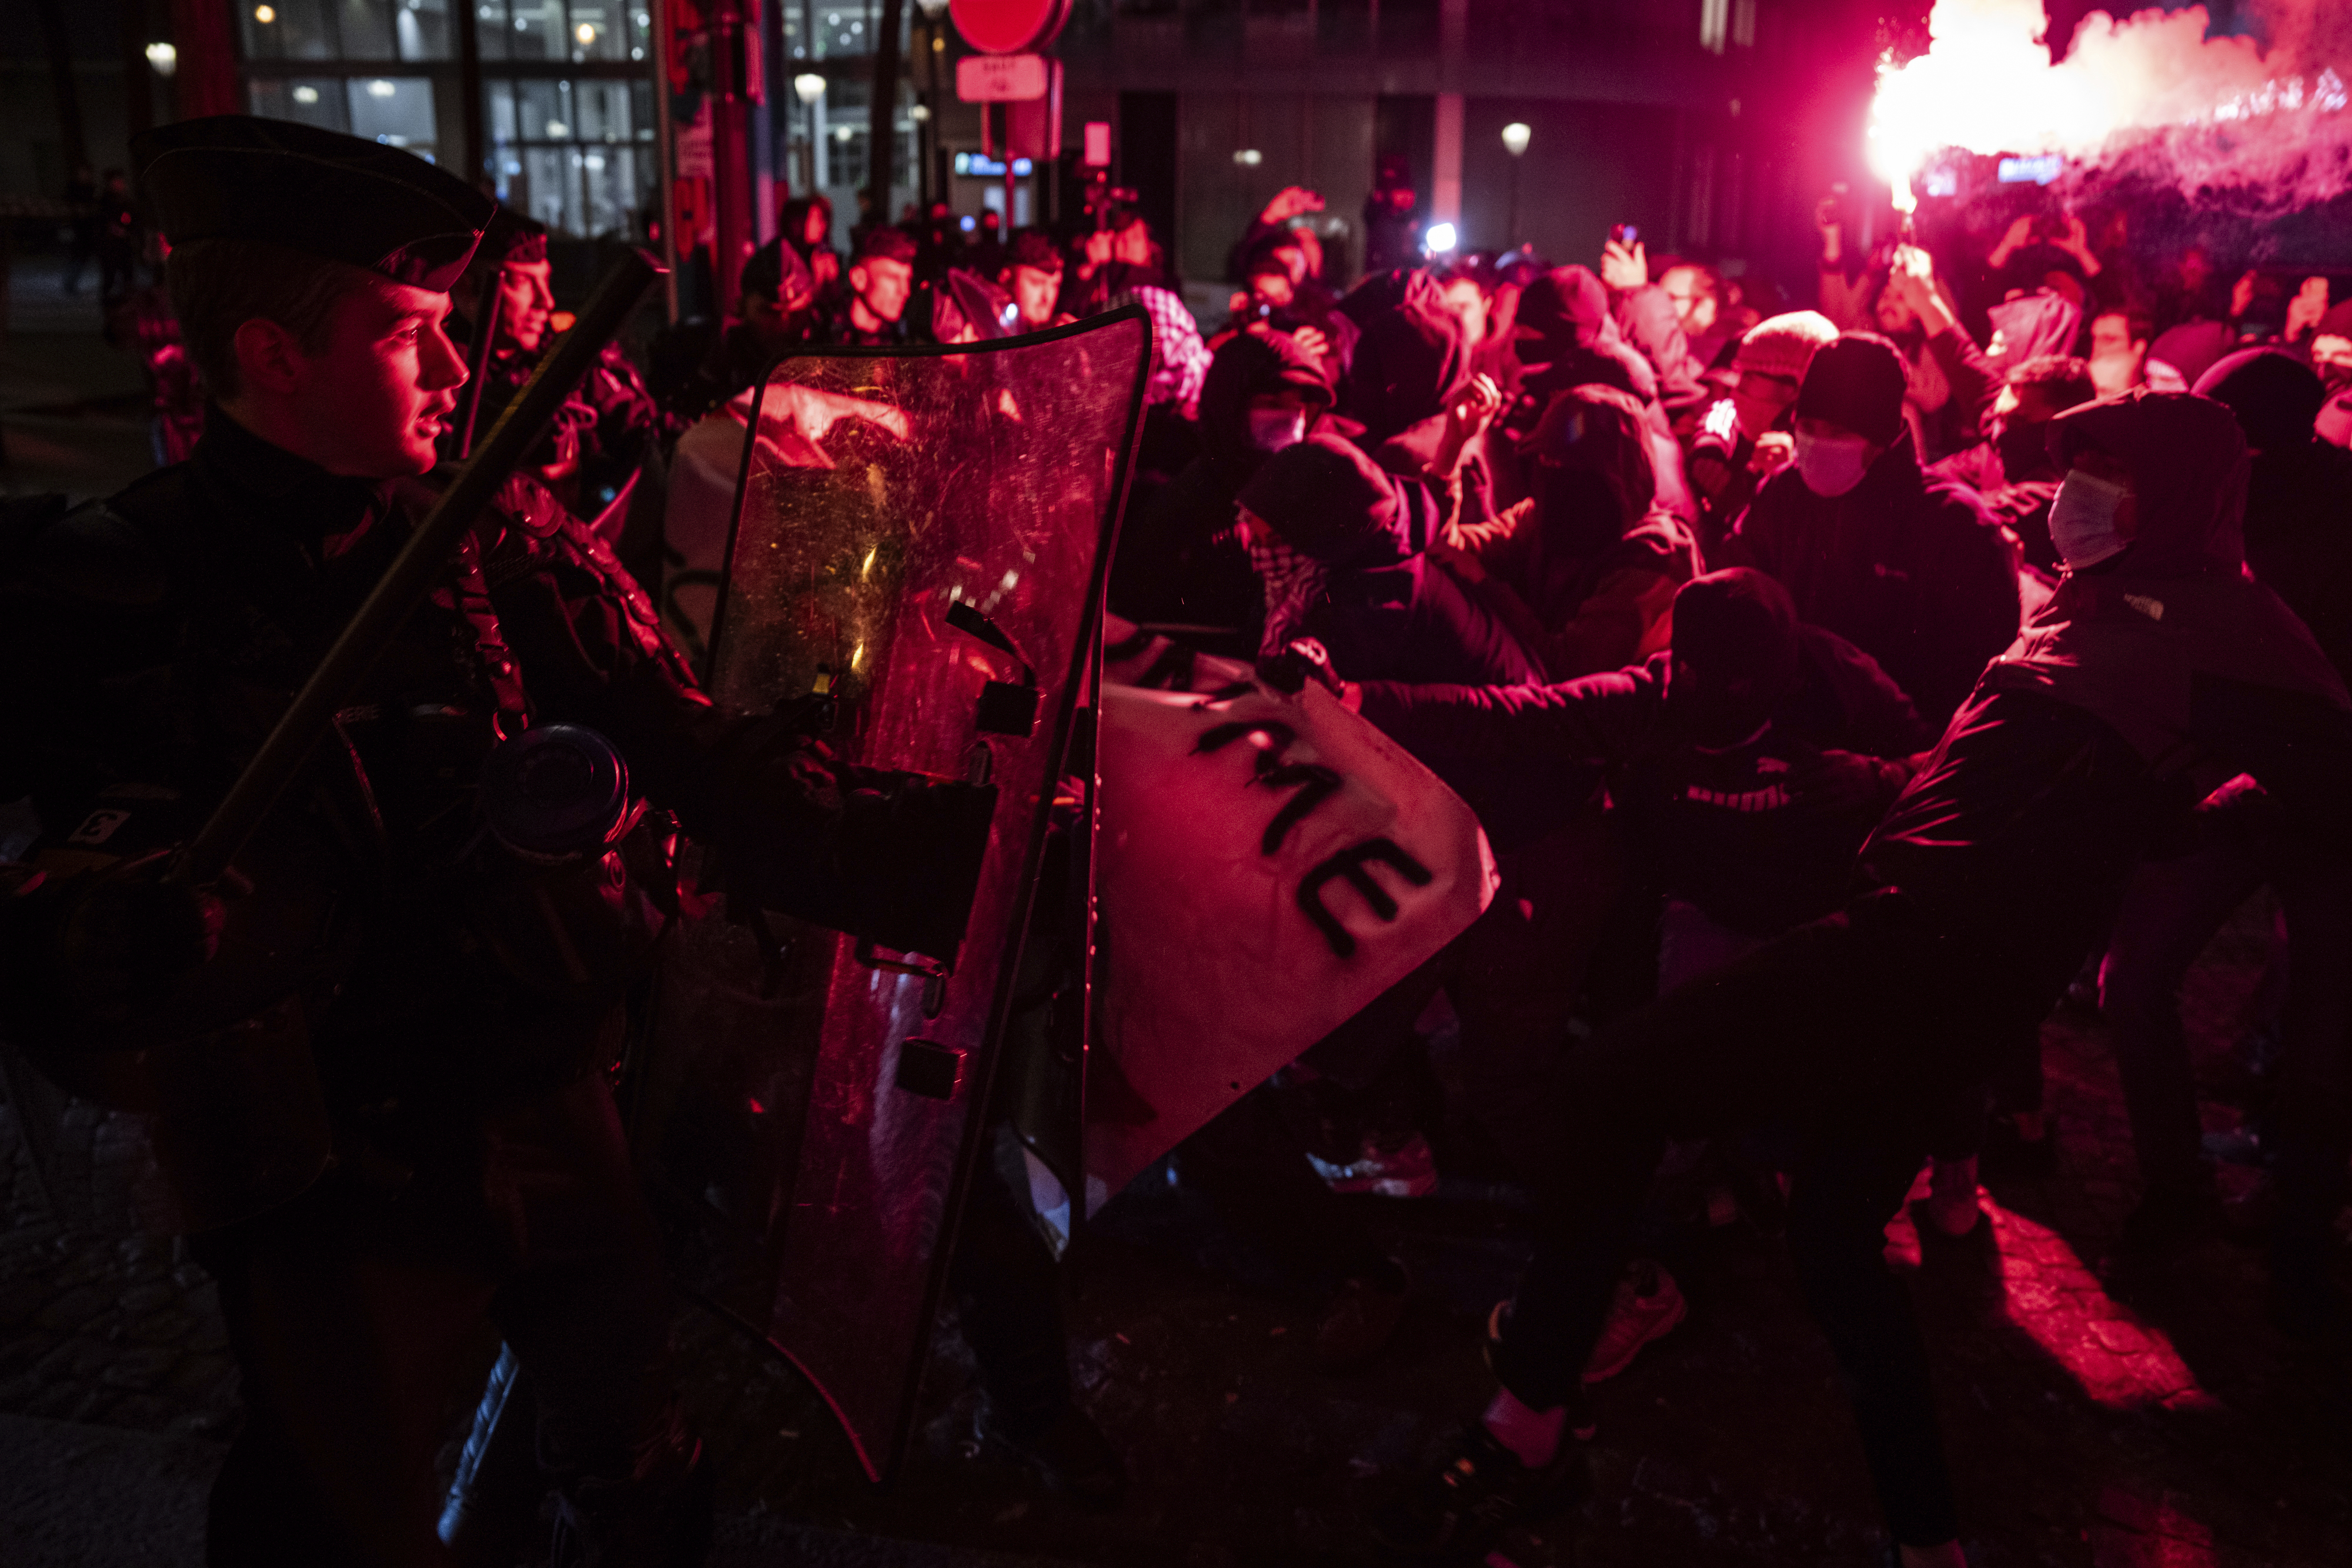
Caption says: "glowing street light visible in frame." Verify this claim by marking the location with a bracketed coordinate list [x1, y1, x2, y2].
[254, 4, 276, 20]
[144, 41, 178, 76]
[1424, 221, 1458, 256]
[794, 73, 828, 105]
[1501, 121, 1532, 245]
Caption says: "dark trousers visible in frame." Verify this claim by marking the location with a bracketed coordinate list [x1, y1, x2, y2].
[947, 1152, 1073, 1436]
[2100, 844, 2267, 1198]
[193, 1072, 674, 1568]
[1489, 892, 2060, 1549]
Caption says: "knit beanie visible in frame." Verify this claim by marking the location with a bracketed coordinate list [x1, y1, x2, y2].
[1730, 310, 1838, 385]
[1793, 333, 1909, 447]
[1235, 433, 1401, 564]
[2193, 348, 2325, 453]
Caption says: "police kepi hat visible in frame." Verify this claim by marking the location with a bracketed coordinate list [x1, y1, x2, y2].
[132, 115, 493, 292]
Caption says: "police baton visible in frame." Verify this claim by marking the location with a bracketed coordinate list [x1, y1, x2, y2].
[172, 248, 665, 890]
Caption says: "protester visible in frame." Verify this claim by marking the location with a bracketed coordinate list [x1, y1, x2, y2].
[1932, 353, 2096, 580]
[1685, 309, 1840, 553]
[1728, 332, 2021, 728]
[1439, 384, 1699, 683]
[1374, 389, 2352, 1564]
[2099, 350, 2352, 1256]
[1109, 327, 1332, 651]
[779, 191, 840, 295]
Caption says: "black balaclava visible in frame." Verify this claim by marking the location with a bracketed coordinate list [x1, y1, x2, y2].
[1668, 567, 1802, 748]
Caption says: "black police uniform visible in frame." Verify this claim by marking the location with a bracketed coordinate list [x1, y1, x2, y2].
[1, 116, 971, 1567]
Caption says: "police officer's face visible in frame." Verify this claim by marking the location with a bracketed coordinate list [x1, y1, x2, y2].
[1007, 264, 1060, 329]
[497, 258, 557, 352]
[289, 280, 469, 476]
[853, 257, 914, 324]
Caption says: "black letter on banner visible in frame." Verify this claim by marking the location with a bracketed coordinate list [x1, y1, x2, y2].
[1254, 762, 1342, 854]
[1297, 838, 1435, 958]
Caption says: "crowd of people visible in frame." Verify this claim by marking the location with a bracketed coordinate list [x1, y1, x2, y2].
[8, 119, 2351, 1567]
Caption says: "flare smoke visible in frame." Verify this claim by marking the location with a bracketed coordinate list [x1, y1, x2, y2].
[1869, 0, 2352, 212]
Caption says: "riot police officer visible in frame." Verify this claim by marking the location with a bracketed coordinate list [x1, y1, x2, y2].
[1, 116, 986, 1567]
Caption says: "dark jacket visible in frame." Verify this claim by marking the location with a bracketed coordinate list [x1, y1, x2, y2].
[1109, 329, 1333, 647]
[1445, 383, 1700, 681]
[1, 409, 920, 1108]
[1729, 436, 2020, 726]
[1361, 626, 1926, 932]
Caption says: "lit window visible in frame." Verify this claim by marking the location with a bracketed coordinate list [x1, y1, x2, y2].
[1700, 0, 1727, 55]
[1732, 0, 1756, 49]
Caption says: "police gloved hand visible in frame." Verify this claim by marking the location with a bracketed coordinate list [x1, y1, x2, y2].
[51, 851, 228, 1028]
[1258, 637, 1345, 699]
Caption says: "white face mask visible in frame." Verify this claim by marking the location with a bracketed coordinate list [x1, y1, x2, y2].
[2048, 468, 2133, 570]
[1793, 429, 1876, 497]
[1246, 407, 1309, 453]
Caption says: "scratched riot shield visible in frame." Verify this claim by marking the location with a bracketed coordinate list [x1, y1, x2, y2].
[634, 308, 1150, 1480]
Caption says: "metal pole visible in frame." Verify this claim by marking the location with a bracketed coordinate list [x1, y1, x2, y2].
[172, 251, 664, 890]
[710, 0, 752, 315]
[457, 0, 485, 189]
[868, 0, 906, 225]
[651, 0, 680, 320]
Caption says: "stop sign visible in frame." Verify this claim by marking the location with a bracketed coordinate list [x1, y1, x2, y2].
[949, 0, 1071, 55]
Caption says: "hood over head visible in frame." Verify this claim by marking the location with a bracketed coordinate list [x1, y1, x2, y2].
[2045, 387, 2248, 579]
[1670, 567, 1803, 743]
[1988, 387, 2347, 759]
[2192, 349, 2325, 456]
[1336, 268, 1469, 443]
[1521, 382, 1658, 540]
[1197, 328, 1336, 491]
[1235, 432, 1409, 567]
[1513, 265, 1656, 406]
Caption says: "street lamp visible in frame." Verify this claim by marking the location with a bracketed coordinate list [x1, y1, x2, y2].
[794, 73, 827, 194]
[1501, 122, 1531, 247]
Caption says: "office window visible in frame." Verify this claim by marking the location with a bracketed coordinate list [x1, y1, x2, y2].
[243, 0, 453, 63]
[487, 77, 659, 236]
[475, 0, 653, 63]
[1700, 0, 1728, 55]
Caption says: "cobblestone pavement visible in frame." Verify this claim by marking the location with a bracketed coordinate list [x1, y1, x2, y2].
[5, 894, 2343, 1566]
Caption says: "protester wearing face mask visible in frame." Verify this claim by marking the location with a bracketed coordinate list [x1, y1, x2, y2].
[1368, 389, 2352, 1567]
[2092, 352, 2352, 1265]
[1932, 354, 2097, 580]
[1687, 310, 1840, 553]
[1729, 332, 2022, 730]
[2087, 306, 2176, 400]
[1107, 327, 1334, 652]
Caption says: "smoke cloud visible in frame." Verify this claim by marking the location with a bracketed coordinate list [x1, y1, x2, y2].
[1870, 1, 2352, 214]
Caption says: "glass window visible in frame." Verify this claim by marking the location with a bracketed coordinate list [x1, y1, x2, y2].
[487, 78, 519, 143]
[569, 4, 627, 61]
[347, 75, 439, 156]
[512, 0, 564, 60]
[242, 0, 340, 61]
[338, 0, 398, 59]
[250, 76, 355, 133]
[476, 0, 511, 61]
[575, 79, 632, 140]
[393, 0, 453, 61]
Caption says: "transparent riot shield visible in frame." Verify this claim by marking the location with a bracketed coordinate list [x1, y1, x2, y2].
[634, 309, 1150, 1480]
